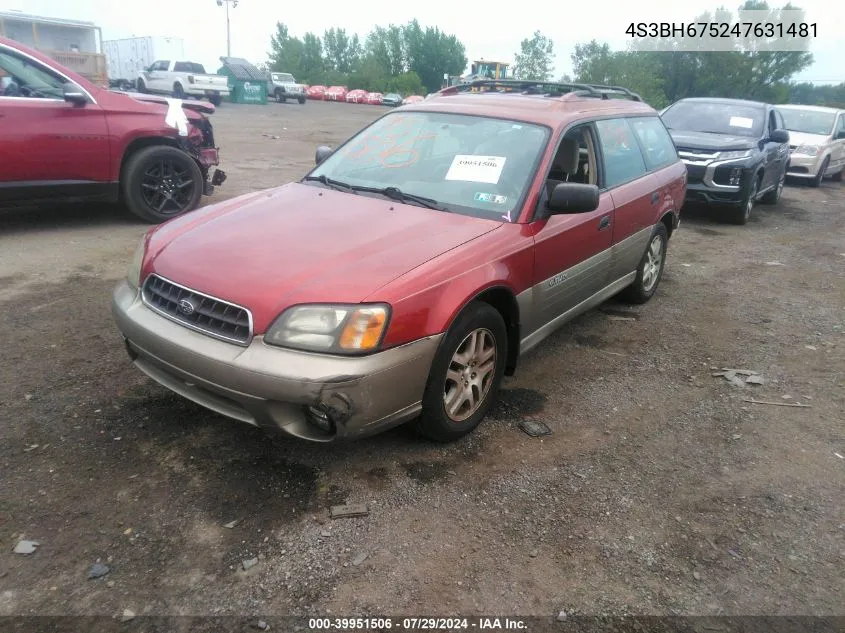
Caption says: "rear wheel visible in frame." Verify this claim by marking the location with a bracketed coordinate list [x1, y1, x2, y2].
[417, 302, 507, 442]
[209, 93, 222, 106]
[620, 223, 669, 304]
[122, 146, 203, 223]
[298, 96, 306, 104]
[761, 167, 786, 204]
[810, 157, 829, 187]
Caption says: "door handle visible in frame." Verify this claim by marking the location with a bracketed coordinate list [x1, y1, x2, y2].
[598, 215, 611, 230]
[651, 191, 660, 205]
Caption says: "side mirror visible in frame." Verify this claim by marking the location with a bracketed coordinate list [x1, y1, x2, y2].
[769, 129, 789, 144]
[315, 145, 333, 165]
[835, 130, 845, 140]
[546, 182, 600, 215]
[63, 82, 88, 106]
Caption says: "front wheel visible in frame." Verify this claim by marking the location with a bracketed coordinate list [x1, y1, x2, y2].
[136, 79, 147, 93]
[730, 175, 758, 225]
[620, 223, 668, 304]
[417, 302, 507, 442]
[809, 157, 829, 187]
[275, 89, 286, 103]
[298, 96, 306, 104]
[122, 146, 204, 223]
[172, 83, 185, 99]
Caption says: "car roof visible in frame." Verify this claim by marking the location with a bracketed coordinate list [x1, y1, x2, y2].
[401, 91, 655, 127]
[776, 103, 843, 114]
[671, 97, 768, 108]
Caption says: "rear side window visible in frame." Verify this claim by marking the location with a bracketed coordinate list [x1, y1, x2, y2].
[628, 116, 678, 171]
[595, 118, 648, 188]
[173, 62, 190, 72]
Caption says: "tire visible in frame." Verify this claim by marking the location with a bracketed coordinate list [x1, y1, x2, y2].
[619, 223, 669, 304]
[275, 89, 286, 103]
[832, 166, 844, 182]
[137, 78, 147, 93]
[730, 174, 759, 225]
[172, 83, 185, 99]
[416, 302, 508, 442]
[298, 96, 306, 104]
[809, 157, 829, 187]
[209, 94, 222, 106]
[122, 146, 204, 223]
[761, 167, 786, 204]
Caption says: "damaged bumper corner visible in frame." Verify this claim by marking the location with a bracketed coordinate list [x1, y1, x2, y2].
[111, 279, 442, 442]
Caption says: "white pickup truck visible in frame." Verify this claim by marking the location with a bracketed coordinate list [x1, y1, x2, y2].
[136, 60, 230, 105]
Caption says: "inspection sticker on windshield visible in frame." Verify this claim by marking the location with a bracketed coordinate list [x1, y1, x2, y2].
[474, 192, 507, 204]
[729, 116, 754, 129]
[446, 155, 507, 184]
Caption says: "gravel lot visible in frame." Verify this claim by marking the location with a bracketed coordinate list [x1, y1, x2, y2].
[1, 101, 843, 619]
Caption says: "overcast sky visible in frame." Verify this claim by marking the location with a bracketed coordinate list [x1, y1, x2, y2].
[5, 0, 843, 84]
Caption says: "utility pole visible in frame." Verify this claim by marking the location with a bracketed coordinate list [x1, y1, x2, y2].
[216, 0, 239, 57]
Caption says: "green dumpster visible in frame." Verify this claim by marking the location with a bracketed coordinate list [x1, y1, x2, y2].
[217, 56, 269, 104]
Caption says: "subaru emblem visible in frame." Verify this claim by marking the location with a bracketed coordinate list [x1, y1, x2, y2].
[177, 299, 195, 316]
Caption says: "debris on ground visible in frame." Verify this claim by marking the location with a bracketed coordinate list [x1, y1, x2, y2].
[805, 345, 817, 350]
[242, 558, 259, 571]
[352, 552, 369, 566]
[764, 261, 785, 266]
[88, 563, 110, 579]
[607, 315, 637, 322]
[222, 519, 240, 529]
[251, 620, 270, 631]
[833, 452, 843, 460]
[742, 398, 812, 408]
[13, 540, 40, 555]
[120, 609, 135, 623]
[712, 368, 762, 387]
[518, 419, 552, 437]
[330, 504, 369, 519]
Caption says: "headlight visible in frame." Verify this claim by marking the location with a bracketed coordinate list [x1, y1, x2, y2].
[718, 149, 752, 160]
[794, 145, 821, 156]
[264, 304, 390, 354]
[126, 236, 146, 290]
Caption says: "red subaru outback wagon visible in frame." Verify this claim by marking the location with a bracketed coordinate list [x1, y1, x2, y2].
[0, 37, 225, 222]
[112, 80, 686, 443]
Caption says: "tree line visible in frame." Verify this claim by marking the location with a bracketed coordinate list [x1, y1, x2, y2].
[267, 20, 467, 95]
[268, 2, 840, 106]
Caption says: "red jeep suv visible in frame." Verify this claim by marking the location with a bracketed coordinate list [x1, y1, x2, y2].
[0, 37, 225, 222]
[112, 80, 686, 443]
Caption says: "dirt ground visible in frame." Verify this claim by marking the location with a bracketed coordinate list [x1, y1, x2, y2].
[1, 101, 843, 620]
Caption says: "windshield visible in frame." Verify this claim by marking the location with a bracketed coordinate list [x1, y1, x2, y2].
[273, 73, 295, 83]
[662, 101, 765, 138]
[306, 111, 549, 222]
[778, 108, 836, 136]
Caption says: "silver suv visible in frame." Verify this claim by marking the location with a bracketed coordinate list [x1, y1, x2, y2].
[777, 104, 845, 186]
[269, 72, 306, 104]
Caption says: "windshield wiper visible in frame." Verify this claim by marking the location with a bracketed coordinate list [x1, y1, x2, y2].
[349, 185, 448, 211]
[303, 174, 355, 193]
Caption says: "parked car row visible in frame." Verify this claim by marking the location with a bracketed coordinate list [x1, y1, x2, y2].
[304, 84, 424, 106]
[659, 96, 845, 224]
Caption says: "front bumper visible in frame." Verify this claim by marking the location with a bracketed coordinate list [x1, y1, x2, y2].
[786, 152, 824, 178]
[111, 280, 442, 442]
[684, 181, 746, 206]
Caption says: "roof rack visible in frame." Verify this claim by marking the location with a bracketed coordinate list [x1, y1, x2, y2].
[438, 79, 642, 102]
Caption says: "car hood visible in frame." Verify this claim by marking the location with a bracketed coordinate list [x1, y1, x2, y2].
[146, 182, 502, 333]
[668, 130, 757, 152]
[784, 130, 830, 147]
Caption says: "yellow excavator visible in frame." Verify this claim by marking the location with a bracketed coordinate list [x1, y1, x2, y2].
[443, 59, 512, 91]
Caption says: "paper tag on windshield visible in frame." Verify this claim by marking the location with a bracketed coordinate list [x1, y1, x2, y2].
[729, 116, 754, 129]
[446, 155, 507, 184]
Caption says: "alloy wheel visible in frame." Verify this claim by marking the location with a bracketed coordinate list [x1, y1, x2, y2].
[443, 328, 497, 422]
[140, 159, 196, 216]
[641, 235, 664, 293]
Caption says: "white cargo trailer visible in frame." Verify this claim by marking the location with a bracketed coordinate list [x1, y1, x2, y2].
[103, 36, 185, 87]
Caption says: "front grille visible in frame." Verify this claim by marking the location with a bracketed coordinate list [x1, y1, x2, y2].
[141, 274, 252, 345]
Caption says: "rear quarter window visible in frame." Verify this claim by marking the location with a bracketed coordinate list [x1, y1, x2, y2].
[628, 116, 679, 171]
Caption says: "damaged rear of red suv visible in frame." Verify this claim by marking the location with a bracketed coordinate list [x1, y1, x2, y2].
[0, 37, 226, 223]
